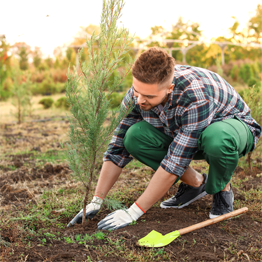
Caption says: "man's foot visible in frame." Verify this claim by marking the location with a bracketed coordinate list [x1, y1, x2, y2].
[209, 184, 234, 218]
[160, 173, 208, 209]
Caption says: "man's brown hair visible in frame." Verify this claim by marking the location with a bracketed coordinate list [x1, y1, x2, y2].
[132, 47, 175, 86]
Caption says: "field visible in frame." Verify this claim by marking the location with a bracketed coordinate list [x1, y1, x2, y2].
[0, 97, 262, 262]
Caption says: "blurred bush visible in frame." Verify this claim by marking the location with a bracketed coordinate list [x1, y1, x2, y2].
[52, 69, 68, 83]
[39, 97, 54, 109]
[230, 65, 239, 81]
[0, 77, 13, 101]
[239, 64, 253, 84]
[208, 60, 261, 88]
[247, 78, 260, 88]
[55, 97, 70, 109]
[38, 77, 57, 95]
[239, 85, 262, 164]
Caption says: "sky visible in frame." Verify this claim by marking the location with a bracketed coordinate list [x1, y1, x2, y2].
[0, 0, 261, 57]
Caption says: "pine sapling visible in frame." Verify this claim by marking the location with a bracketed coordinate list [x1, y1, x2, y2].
[63, 0, 134, 225]
[10, 69, 32, 124]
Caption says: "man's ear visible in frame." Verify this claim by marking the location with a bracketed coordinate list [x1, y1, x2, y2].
[168, 84, 174, 94]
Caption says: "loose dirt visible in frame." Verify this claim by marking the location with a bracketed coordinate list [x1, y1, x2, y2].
[0, 120, 261, 261]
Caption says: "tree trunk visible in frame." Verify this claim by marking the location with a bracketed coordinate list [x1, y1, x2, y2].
[82, 190, 89, 225]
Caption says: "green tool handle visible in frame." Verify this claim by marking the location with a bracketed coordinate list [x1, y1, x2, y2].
[178, 207, 248, 236]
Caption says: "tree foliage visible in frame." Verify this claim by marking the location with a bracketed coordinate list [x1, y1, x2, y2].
[248, 4, 262, 43]
[10, 69, 32, 124]
[62, 0, 134, 225]
[0, 36, 12, 100]
[19, 47, 29, 71]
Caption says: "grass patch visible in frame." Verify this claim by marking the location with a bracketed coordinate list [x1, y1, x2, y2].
[30, 150, 67, 165]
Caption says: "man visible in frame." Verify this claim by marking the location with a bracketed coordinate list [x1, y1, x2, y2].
[68, 47, 261, 230]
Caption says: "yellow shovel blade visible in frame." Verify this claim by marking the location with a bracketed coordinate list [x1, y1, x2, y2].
[137, 208, 249, 248]
[137, 230, 180, 247]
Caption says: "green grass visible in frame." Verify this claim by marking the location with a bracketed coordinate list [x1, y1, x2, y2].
[30, 150, 67, 165]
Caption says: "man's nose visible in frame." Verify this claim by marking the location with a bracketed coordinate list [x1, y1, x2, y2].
[137, 94, 146, 104]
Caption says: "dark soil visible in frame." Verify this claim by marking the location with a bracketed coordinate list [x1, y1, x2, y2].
[1, 163, 262, 261]
[0, 121, 261, 261]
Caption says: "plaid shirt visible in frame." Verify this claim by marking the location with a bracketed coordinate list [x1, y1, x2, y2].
[104, 65, 261, 177]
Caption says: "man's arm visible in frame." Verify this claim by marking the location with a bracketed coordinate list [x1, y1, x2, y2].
[97, 166, 178, 230]
[95, 161, 122, 199]
[136, 166, 178, 211]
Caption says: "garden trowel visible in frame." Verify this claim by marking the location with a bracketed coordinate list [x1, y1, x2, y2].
[137, 207, 248, 247]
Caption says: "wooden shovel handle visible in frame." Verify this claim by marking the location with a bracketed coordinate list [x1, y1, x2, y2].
[178, 207, 248, 236]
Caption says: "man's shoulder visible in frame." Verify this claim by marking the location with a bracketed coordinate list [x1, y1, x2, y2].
[174, 64, 209, 78]
[173, 65, 200, 91]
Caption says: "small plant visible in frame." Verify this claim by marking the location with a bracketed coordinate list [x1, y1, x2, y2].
[75, 234, 81, 242]
[130, 220, 138, 226]
[93, 231, 105, 240]
[65, 236, 75, 244]
[41, 238, 47, 245]
[39, 97, 54, 109]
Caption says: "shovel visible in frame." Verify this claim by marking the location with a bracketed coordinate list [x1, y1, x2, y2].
[137, 207, 248, 247]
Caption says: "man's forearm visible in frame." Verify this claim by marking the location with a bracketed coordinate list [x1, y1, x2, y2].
[94, 161, 122, 199]
[136, 166, 178, 212]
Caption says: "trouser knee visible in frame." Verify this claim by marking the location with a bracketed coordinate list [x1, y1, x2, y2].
[123, 122, 145, 156]
[199, 125, 238, 158]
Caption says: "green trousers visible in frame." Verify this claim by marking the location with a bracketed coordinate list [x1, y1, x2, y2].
[123, 117, 254, 194]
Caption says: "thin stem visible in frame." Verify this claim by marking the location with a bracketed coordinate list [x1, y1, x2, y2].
[90, 35, 98, 76]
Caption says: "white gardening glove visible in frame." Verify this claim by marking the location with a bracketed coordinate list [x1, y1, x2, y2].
[97, 202, 145, 230]
[67, 196, 103, 227]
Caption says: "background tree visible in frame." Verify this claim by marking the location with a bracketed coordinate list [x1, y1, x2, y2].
[10, 69, 32, 124]
[147, 26, 165, 48]
[0, 35, 12, 101]
[62, 0, 134, 225]
[165, 17, 203, 64]
[19, 47, 29, 70]
[248, 4, 262, 43]
[44, 56, 54, 68]
[32, 47, 42, 69]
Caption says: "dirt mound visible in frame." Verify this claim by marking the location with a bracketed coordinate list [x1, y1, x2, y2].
[0, 163, 72, 205]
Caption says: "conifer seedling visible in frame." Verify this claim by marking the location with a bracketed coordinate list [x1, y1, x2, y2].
[62, 0, 134, 225]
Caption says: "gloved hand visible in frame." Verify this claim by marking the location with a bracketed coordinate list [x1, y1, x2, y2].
[67, 196, 103, 227]
[97, 202, 145, 230]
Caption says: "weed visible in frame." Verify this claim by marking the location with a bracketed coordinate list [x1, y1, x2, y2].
[41, 238, 46, 245]
[130, 220, 138, 226]
[64, 236, 75, 244]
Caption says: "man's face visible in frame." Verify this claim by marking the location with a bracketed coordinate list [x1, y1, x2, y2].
[132, 77, 174, 111]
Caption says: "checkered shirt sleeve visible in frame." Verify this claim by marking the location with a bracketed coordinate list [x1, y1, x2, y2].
[103, 88, 142, 167]
[160, 90, 214, 177]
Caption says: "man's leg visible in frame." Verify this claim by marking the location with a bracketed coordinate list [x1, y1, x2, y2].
[123, 121, 204, 183]
[123, 121, 207, 208]
[198, 117, 254, 218]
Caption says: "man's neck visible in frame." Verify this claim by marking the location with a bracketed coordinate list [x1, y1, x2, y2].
[161, 93, 170, 107]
